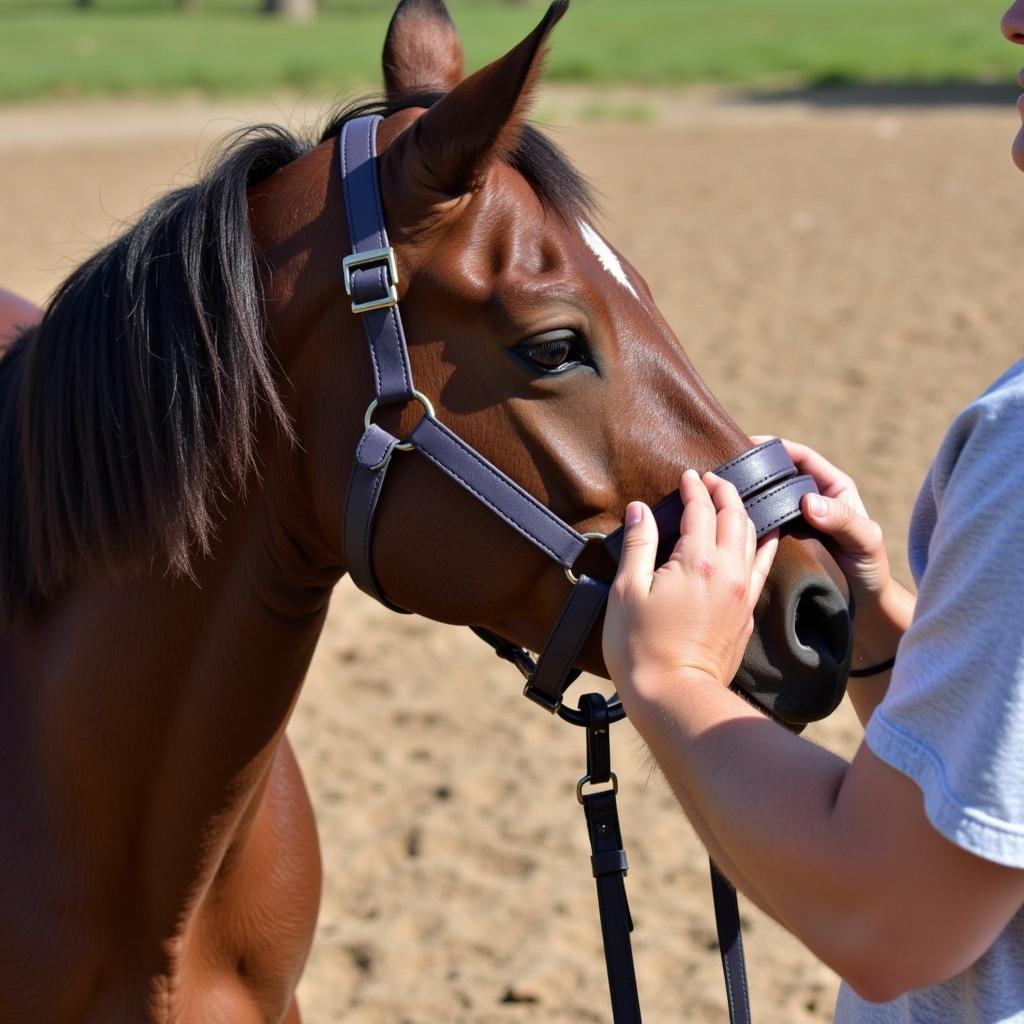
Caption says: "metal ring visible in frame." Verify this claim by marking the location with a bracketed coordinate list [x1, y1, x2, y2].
[576, 771, 619, 804]
[363, 389, 435, 453]
[565, 531, 609, 586]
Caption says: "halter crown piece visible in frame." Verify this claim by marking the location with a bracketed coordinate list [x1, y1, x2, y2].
[339, 114, 817, 1024]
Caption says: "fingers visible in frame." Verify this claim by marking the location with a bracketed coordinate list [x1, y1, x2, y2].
[636, 471, 776, 613]
[606, 471, 776, 693]
[801, 492, 883, 557]
[678, 469, 718, 557]
[750, 530, 779, 611]
[614, 500, 658, 597]
[673, 469, 756, 563]
[703, 472, 750, 554]
[749, 434, 867, 515]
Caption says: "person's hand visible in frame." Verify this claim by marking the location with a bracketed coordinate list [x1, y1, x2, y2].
[750, 435, 893, 614]
[750, 436, 914, 683]
[603, 469, 779, 711]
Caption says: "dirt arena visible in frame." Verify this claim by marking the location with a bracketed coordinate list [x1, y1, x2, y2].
[2, 87, 1022, 1023]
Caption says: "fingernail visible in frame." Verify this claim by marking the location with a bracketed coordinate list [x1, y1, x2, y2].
[683, 468, 700, 480]
[808, 495, 827, 517]
[625, 502, 644, 526]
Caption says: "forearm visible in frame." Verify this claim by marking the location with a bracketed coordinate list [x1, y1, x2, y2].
[640, 742, 782, 920]
[625, 676, 868, 974]
[626, 671, 1024, 999]
[848, 579, 916, 727]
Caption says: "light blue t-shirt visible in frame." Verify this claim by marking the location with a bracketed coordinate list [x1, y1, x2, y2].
[836, 360, 1024, 1023]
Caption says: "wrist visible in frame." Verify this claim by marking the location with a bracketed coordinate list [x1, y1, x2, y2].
[618, 664, 723, 719]
[850, 579, 913, 668]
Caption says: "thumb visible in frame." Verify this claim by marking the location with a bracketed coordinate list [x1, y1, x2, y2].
[614, 502, 658, 597]
[803, 492, 881, 557]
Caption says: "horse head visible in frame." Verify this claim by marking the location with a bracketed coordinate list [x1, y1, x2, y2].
[250, 0, 852, 726]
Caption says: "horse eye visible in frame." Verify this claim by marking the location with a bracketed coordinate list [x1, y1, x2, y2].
[516, 330, 589, 374]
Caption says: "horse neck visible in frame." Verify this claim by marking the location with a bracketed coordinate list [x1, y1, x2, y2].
[6, 426, 338, 915]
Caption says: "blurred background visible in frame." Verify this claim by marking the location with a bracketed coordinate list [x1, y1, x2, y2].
[0, 0, 1020, 100]
[2, 3, 1022, 1023]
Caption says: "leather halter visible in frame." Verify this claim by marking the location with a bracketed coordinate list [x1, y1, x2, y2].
[338, 113, 818, 1024]
[340, 114, 817, 723]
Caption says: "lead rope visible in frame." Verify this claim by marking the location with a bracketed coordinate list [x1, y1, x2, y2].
[578, 692, 641, 1023]
[575, 692, 751, 1024]
[710, 863, 752, 1024]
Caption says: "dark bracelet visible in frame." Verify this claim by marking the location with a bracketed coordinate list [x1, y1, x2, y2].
[849, 656, 896, 678]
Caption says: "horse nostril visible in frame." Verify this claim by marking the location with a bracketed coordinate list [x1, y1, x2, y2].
[791, 583, 851, 670]
[735, 572, 853, 725]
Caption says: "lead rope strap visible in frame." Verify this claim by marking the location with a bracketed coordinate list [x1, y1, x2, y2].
[578, 693, 642, 1024]
[710, 862, 752, 1024]
[576, 691, 752, 1024]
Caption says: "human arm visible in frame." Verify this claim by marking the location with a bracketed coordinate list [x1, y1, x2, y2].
[750, 435, 915, 725]
[630, 673, 1024, 1002]
[604, 466, 1024, 1000]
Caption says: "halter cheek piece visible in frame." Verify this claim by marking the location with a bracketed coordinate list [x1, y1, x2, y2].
[339, 114, 818, 1024]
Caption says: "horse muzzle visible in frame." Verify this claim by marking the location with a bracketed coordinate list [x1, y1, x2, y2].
[735, 534, 853, 727]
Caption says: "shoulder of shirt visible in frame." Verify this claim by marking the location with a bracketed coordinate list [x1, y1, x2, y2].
[976, 358, 1024, 407]
[948, 360, 1024, 436]
[929, 361, 1024, 500]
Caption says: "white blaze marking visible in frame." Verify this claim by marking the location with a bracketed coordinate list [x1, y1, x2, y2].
[578, 220, 638, 299]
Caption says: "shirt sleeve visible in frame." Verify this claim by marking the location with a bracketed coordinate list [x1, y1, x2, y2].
[865, 384, 1024, 868]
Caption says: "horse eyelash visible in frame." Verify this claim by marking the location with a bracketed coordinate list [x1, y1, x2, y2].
[533, 339, 576, 360]
[518, 331, 593, 372]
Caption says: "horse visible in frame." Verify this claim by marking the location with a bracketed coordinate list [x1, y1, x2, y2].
[0, 0, 852, 1019]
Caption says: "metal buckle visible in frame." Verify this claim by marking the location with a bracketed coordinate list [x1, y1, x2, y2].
[342, 246, 399, 314]
[577, 772, 618, 804]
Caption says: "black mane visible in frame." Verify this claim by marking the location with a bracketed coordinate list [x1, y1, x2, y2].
[0, 125, 304, 622]
[0, 96, 593, 624]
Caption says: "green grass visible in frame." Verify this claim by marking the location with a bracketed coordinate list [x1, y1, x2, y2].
[578, 100, 655, 124]
[0, 0, 1018, 103]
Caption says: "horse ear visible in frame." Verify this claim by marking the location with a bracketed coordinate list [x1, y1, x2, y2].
[383, 0, 465, 97]
[390, 1, 568, 199]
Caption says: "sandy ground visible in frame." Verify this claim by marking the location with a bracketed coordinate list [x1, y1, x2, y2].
[2, 88, 1022, 1023]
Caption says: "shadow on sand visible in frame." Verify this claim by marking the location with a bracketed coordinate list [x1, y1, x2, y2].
[743, 81, 1019, 109]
